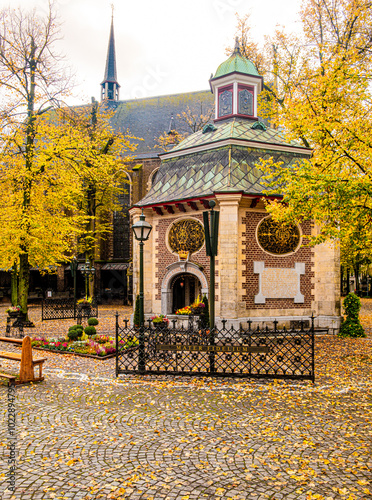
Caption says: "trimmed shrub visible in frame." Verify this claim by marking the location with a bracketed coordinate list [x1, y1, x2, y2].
[69, 324, 83, 332]
[84, 325, 97, 336]
[68, 329, 79, 341]
[87, 317, 99, 326]
[338, 293, 366, 338]
[201, 295, 210, 328]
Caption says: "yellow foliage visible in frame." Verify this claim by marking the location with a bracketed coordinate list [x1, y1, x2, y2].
[235, 0, 372, 250]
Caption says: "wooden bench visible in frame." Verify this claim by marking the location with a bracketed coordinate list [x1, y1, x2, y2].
[0, 373, 16, 385]
[0, 336, 46, 384]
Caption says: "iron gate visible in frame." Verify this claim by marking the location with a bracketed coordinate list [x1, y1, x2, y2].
[41, 298, 98, 321]
[115, 316, 315, 381]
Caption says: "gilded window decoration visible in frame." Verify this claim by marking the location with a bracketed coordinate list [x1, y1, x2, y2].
[257, 217, 300, 255]
[168, 219, 205, 256]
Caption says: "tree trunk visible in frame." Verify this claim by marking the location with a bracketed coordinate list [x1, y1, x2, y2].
[11, 264, 18, 306]
[18, 253, 30, 321]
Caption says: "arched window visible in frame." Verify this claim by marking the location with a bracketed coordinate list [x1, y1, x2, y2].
[147, 167, 160, 191]
[113, 178, 131, 260]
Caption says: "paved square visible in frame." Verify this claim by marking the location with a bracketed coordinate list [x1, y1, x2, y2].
[0, 305, 371, 499]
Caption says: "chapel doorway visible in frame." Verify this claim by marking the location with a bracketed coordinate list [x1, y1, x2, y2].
[172, 273, 202, 313]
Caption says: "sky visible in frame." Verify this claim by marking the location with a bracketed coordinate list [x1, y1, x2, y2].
[0, 0, 303, 106]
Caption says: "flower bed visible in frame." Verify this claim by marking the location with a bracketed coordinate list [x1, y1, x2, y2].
[31, 335, 138, 359]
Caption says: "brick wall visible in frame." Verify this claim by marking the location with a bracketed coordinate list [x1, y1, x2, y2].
[242, 212, 314, 310]
[154, 215, 212, 300]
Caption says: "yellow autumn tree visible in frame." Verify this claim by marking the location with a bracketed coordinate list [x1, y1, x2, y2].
[235, 1, 372, 253]
[0, 4, 134, 321]
[55, 102, 136, 295]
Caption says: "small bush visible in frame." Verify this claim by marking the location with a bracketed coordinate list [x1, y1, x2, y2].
[338, 293, 366, 338]
[84, 325, 97, 336]
[201, 295, 210, 327]
[69, 324, 83, 331]
[68, 330, 79, 341]
[339, 318, 365, 338]
[88, 317, 99, 326]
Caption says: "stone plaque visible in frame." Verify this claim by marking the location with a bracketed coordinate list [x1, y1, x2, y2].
[254, 262, 305, 304]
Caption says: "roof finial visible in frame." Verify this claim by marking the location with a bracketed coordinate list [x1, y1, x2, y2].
[168, 114, 176, 134]
[111, 3, 114, 19]
[234, 36, 241, 55]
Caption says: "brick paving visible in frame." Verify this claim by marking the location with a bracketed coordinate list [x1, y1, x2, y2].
[0, 303, 371, 499]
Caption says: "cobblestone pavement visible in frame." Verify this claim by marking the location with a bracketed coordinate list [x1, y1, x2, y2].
[0, 304, 371, 499]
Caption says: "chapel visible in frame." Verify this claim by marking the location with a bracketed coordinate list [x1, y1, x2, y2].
[130, 39, 342, 332]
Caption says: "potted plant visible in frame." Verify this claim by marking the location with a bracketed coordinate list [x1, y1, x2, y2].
[175, 306, 192, 316]
[77, 296, 92, 308]
[6, 305, 21, 318]
[190, 295, 205, 316]
[151, 314, 169, 332]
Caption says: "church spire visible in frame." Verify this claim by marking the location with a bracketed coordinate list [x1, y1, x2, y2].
[101, 6, 120, 102]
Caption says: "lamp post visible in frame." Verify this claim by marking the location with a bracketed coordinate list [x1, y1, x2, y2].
[132, 209, 152, 372]
[81, 258, 96, 298]
[70, 257, 78, 319]
[203, 200, 219, 374]
[203, 200, 219, 328]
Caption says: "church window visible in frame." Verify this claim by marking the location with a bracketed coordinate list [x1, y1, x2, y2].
[218, 85, 233, 118]
[113, 187, 130, 260]
[151, 168, 159, 186]
[238, 85, 254, 116]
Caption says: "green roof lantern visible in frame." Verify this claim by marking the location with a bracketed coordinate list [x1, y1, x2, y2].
[210, 38, 263, 122]
[213, 38, 260, 79]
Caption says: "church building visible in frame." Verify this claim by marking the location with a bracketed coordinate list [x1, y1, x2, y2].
[130, 40, 342, 332]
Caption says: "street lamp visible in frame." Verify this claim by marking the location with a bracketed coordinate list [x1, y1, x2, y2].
[132, 209, 152, 372]
[203, 200, 219, 329]
[81, 258, 96, 298]
[70, 257, 78, 318]
[203, 200, 219, 374]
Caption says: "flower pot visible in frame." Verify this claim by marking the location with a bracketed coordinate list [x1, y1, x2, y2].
[7, 311, 19, 318]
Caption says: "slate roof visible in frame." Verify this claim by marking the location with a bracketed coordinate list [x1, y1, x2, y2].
[165, 117, 307, 156]
[136, 144, 310, 207]
[109, 90, 214, 159]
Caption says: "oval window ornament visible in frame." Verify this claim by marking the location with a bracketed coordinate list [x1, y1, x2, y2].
[168, 219, 205, 256]
[257, 217, 300, 255]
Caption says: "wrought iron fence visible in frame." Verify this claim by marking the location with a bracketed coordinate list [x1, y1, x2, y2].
[41, 298, 98, 321]
[116, 315, 315, 381]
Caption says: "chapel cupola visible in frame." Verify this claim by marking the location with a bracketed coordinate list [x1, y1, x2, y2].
[101, 9, 120, 102]
[209, 38, 263, 122]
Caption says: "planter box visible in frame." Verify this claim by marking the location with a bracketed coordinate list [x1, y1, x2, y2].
[32, 346, 116, 360]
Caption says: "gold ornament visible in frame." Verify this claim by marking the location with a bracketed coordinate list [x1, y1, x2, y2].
[257, 217, 300, 255]
[168, 219, 205, 255]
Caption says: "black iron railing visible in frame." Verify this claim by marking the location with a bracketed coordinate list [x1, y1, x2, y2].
[116, 315, 315, 381]
[41, 298, 98, 321]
